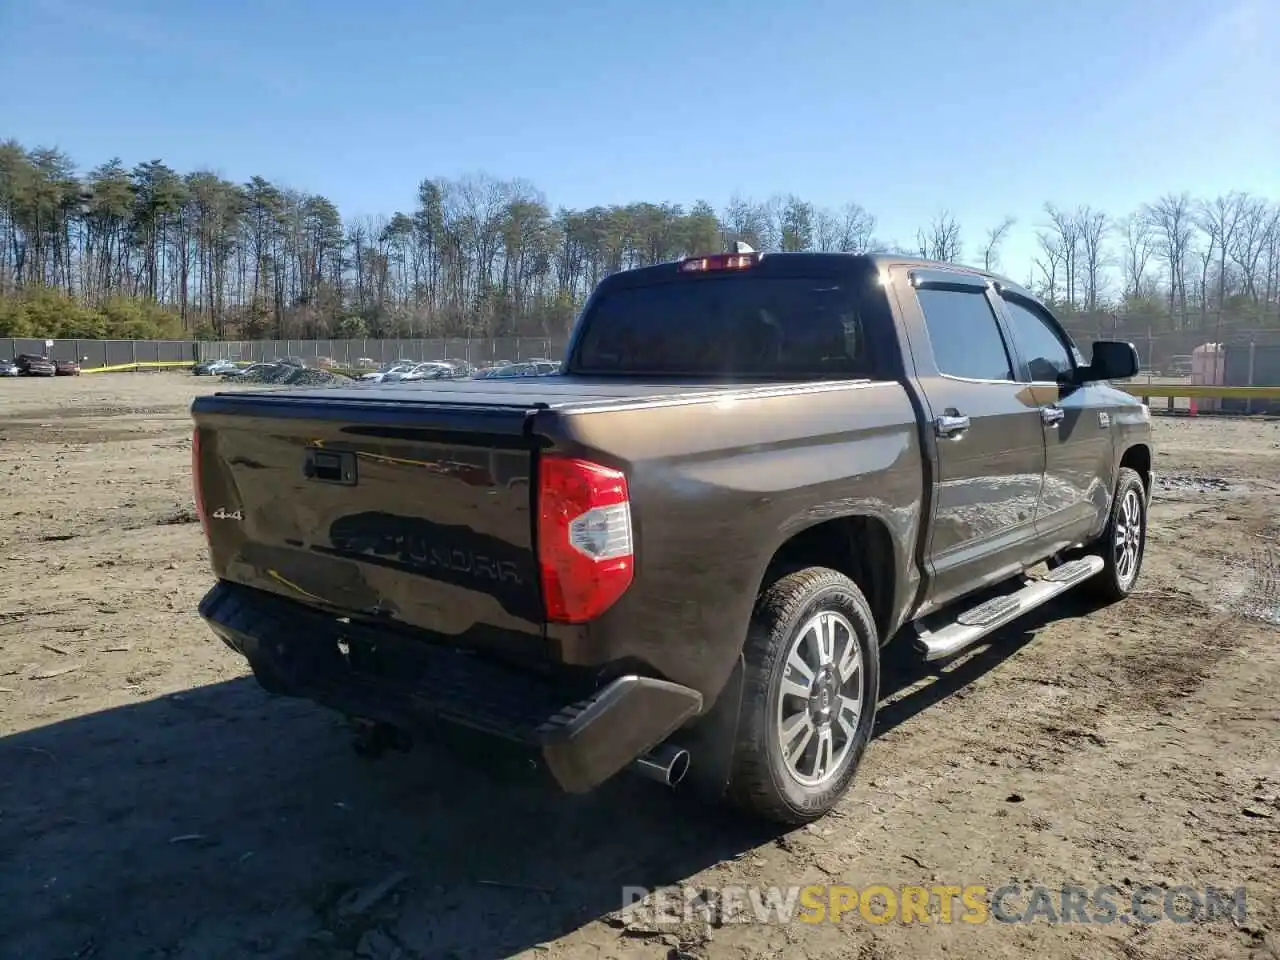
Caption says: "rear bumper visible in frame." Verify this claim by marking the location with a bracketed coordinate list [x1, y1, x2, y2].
[198, 581, 702, 793]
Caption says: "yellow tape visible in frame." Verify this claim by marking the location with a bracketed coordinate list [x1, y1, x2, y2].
[83, 360, 195, 373]
[1119, 384, 1280, 400]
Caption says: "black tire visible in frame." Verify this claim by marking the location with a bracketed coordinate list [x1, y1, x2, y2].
[1084, 467, 1149, 602]
[727, 566, 880, 825]
[1052, 467, 1149, 602]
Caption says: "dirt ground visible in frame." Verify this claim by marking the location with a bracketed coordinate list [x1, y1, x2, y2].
[1, 373, 1277, 960]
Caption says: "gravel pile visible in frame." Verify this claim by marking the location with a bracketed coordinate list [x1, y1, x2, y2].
[232, 364, 352, 386]
[231, 364, 291, 384]
[283, 367, 352, 386]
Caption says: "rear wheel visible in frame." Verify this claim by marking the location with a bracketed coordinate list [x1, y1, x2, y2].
[727, 567, 880, 825]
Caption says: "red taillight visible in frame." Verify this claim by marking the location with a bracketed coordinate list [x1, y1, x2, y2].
[677, 251, 760, 273]
[192, 427, 208, 539]
[537, 454, 634, 624]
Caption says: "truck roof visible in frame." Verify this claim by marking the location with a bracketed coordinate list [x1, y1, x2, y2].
[596, 251, 1035, 306]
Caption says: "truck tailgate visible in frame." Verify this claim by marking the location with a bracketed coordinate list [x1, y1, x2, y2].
[191, 391, 545, 652]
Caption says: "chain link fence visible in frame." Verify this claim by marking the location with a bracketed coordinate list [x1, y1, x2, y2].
[1058, 322, 1280, 381]
[3, 337, 196, 369]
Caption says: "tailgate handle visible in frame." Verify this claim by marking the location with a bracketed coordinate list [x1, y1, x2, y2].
[304, 448, 357, 485]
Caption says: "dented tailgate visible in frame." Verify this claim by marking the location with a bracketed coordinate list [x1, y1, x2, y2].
[191, 391, 544, 653]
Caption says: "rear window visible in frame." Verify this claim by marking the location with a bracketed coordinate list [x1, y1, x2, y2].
[572, 276, 871, 377]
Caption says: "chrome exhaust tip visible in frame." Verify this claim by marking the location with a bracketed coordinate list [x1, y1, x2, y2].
[629, 743, 690, 788]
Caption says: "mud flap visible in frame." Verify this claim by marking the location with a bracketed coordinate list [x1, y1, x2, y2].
[678, 653, 745, 801]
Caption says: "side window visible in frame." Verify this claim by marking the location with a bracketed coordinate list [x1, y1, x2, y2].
[915, 287, 1014, 381]
[1000, 297, 1075, 382]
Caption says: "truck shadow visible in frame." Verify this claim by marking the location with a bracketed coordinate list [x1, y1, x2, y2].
[0, 595, 1088, 960]
[874, 591, 1099, 736]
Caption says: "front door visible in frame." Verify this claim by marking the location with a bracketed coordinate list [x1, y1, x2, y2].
[898, 269, 1048, 612]
[994, 292, 1113, 553]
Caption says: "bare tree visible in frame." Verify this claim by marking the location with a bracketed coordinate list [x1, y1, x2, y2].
[915, 211, 962, 262]
[1033, 230, 1064, 304]
[721, 193, 770, 251]
[1198, 193, 1248, 334]
[1143, 192, 1194, 327]
[777, 194, 814, 252]
[757, 195, 784, 252]
[835, 202, 876, 253]
[1043, 204, 1081, 309]
[981, 216, 1015, 271]
[1194, 239, 1214, 333]
[1227, 195, 1274, 302]
[1121, 212, 1154, 299]
[1264, 206, 1280, 317]
[1076, 206, 1109, 312]
[812, 208, 840, 252]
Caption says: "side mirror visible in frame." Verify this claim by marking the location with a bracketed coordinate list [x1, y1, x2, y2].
[1083, 340, 1139, 382]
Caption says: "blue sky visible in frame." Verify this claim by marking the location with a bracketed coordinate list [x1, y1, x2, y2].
[2, 0, 1276, 282]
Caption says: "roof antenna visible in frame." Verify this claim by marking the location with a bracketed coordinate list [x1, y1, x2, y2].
[731, 240, 756, 254]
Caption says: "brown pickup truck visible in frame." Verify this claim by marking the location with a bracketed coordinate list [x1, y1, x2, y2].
[192, 249, 1153, 824]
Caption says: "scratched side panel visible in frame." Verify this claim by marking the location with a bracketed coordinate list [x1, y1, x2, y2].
[194, 408, 545, 656]
[538, 380, 924, 701]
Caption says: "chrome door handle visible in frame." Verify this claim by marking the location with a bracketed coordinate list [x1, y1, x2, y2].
[935, 413, 971, 438]
[1041, 406, 1065, 426]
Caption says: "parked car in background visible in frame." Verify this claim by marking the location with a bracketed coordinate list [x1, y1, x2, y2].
[220, 362, 275, 380]
[15, 354, 56, 377]
[358, 362, 415, 383]
[54, 359, 81, 376]
[384, 361, 454, 382]
[397, 359, 474, 382]
[470, 361, 512, 378]
[0, 359, 19, 377]
[194, 359, 240, 376]
[386, 362, 440, 382]
[440, 358, 476, 378]
[472, 360, 556, 379]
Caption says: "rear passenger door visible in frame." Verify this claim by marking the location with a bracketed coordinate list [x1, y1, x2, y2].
[895, 269, 1048, 612]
